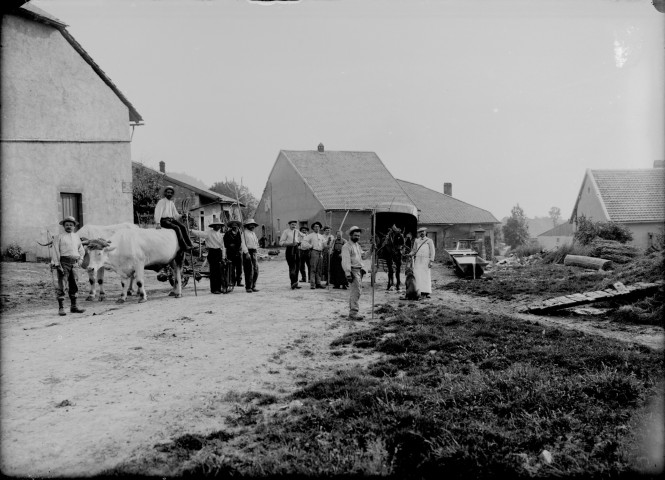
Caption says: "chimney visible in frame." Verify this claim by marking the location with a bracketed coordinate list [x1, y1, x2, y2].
[654, 160, 664, 168]
[159, 161, 166, 173]
[317, 143, 324, 153]
[444, 182, 452, 196]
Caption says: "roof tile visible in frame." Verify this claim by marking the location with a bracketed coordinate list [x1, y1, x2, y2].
[591, 169, 665, 223]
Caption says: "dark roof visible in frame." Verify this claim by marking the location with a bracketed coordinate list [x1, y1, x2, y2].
[280, 150, 416, 211]
[590, 169, 665, 223]
[538, 222, 575, 237]
[15, 2, 143, 124]
[396, 180, 500, 225]
[132, 162, 240, 206]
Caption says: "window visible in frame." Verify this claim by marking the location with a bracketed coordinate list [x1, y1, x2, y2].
[60, 193, 82, 226]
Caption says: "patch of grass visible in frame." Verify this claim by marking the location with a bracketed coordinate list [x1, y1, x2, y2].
[136, 305, 664, 478]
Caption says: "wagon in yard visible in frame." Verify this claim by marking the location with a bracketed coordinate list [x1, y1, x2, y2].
[445, 239, 489, 279]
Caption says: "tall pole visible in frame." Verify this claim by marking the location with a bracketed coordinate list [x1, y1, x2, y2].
[182, 198, 197, 297]
[371, 207, 376, 320]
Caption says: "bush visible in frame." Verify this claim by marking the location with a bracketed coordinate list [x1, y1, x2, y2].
[574, 215, 633, 245]
[509, 244, 541, 258]
[4, 242, 23, 260]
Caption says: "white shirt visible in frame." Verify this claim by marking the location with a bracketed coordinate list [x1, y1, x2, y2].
[241, 229, 259, 253]
[53, 232, 85, 264]
[190, 229, 226, 251]
[154, 197, 180, 223]
[412, 236, 435, 261]
[303, 232, 325, 251]
[279, 228, 302, 246]
[341, 240, 369, 275]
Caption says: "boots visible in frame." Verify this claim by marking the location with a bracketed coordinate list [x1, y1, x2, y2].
[58, 299, 66, 316]
[70, 297, 86, 314]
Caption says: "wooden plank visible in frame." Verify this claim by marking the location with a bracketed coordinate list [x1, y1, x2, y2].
[613, 282, 629, 293]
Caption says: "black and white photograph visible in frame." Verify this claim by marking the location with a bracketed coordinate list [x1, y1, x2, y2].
[1, 0, 663, 477]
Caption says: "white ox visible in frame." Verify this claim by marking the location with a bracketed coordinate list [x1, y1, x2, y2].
[78, 223, 138, 301]
[84, 228, 186, 303]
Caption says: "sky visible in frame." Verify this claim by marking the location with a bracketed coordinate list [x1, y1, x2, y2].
[33, 0, 664, 220]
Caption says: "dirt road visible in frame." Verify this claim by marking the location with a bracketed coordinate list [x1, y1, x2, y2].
[1, 258, 662, 476]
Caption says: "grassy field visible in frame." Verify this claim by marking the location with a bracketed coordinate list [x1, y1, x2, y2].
[442, 251, 664, 325]
[114, 303, 664, 478]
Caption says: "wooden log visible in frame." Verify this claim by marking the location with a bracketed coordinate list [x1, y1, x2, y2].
[564, 255, 612, 270]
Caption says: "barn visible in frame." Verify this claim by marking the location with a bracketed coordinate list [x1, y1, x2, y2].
[1, 2, 142, 257]
[253, 144, 419, 247]
[396, 180, 500, 259]
[570, 162, 665, 250]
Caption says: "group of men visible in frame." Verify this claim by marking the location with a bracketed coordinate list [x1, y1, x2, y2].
[278, 221, 436, 320]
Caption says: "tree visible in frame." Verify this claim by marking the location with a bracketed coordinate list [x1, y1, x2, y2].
[132, 163, 162, 225]
[574, 215, 633, 245]
[210, 179, 258, 220]
[548, 206, 561, 227]
[502, 204, 530, 249]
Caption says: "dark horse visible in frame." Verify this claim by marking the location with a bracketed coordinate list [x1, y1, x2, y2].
[378, 228, 407, 291]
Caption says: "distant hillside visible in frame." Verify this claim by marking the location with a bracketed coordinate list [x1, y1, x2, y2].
[500, 216, 559, 237]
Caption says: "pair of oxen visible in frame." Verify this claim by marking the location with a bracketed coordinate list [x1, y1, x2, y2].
[77, 223, 186, 303]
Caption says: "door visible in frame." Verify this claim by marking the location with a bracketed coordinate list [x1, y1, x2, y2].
[61, 193, 82, 227]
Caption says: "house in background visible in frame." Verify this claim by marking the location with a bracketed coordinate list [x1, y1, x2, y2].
[570, 161, 665, 250]
[254, 145, 419, 246]
[396, 180, 500, 258]
[1, 2, 142, 257]
[134, 161, 242, 230]
[537, 222, 575, 250]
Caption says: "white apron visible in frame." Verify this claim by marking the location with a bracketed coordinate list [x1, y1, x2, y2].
[413, 237, 434, 294]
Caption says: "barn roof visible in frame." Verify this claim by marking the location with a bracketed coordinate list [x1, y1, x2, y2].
[396, 179, 500, 225]
[132, 162, 240, 206]
[571, 168, 665, 223]
[538, 222, 575, 237]
[14, 2, 144, 124]
[280, 150, 416, 211]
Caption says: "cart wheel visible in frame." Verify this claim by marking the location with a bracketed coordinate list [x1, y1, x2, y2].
[169, 275, 190, 288]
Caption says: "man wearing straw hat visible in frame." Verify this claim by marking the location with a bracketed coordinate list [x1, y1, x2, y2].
[240, 218, 260, 293]
[341, 226, 373, 320]
[410, 227, 435, 298]
[154, 185, 194, 252]
[279, 220, 303, 290]
[190, 215, 227, 294]
[51, 216, 86, 316]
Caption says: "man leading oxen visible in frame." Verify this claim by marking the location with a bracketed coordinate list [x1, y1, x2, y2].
[84, 227, 187, 303]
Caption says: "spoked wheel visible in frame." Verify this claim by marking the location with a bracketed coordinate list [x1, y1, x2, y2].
[169, 274, 190, 288]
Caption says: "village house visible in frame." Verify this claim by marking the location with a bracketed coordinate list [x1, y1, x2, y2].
[537, 222, 575, 251]
[254, 144, 499, 255]
[570, 161, 665, 250]
[1, 2, 142, 257]
[134, 161, 242, 230]
[253, 144, 419, 247]
[396, 180, 500, 259]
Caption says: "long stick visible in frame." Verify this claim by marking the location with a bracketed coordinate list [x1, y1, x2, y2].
[371, 208, 376, 320]
[46, 229, 58, 295]
[327, 209, 350, 291]
[182, 199, 197, 296]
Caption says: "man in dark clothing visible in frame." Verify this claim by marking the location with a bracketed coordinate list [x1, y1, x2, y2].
[223, 220, 244, 287]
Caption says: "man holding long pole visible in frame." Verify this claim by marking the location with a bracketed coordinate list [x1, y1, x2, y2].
[341, 226, 373, 321]
[279, 220, 302, 290]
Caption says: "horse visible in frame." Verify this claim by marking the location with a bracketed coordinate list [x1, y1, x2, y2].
[378, 228, 407, 291]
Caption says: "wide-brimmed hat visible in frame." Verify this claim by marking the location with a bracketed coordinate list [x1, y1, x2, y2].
[243, 218, 258, 227]
[208, 215, 223, 227]
[300, 225, 309, 232]
[288, 220, 298, 225]
[59, 216, 79, 226]
[227, 220, 241, 228]
[417, 227, 427, 233]
[163, 185, 175, 194]
[347, 226, 363, 235]
[323, 225, 331, 230]
[311, 221, 323, 229]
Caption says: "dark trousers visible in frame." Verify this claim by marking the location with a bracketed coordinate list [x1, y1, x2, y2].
[243, 250, 259, 290]
[227, 250, 242, 285]
[56, 256, 79, 300]
[207, 248, 224, 293]
[299, 249, 311, 281]
[285, 246, 300, 286]
[160, 217, 193, 250]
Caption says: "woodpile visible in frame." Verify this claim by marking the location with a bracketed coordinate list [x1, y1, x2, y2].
[588, 239, 639, 264]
